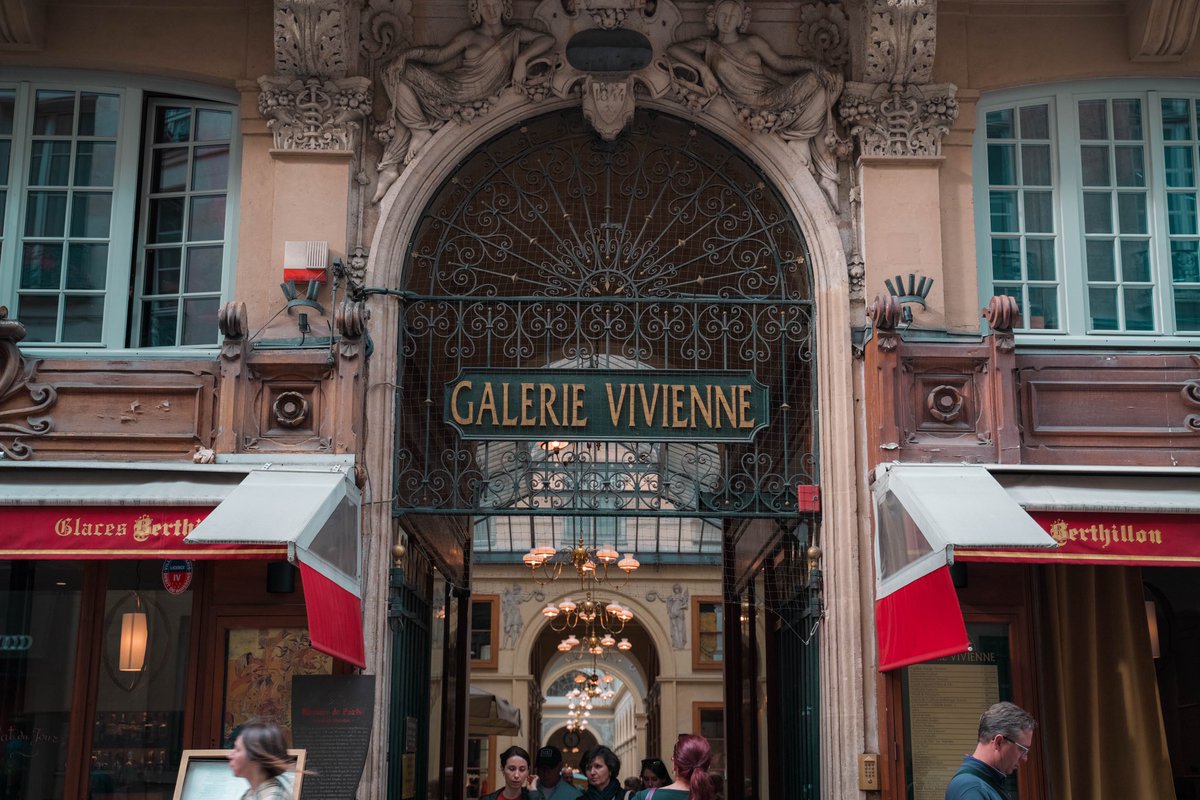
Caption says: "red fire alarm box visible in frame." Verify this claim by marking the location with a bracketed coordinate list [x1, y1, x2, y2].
[284, 240, 329, 283]
[796, 484, 820, 513]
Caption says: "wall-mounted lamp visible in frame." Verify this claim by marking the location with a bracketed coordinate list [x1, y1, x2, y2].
[884, 273, 934, 324]
[119, 594, 148, 672]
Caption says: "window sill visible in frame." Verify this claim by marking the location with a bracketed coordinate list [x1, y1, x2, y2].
[16, 346, 221, 360]
[1012, 333, 1200, 350]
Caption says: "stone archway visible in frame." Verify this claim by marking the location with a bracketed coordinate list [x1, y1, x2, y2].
[363, 100, 866, 799]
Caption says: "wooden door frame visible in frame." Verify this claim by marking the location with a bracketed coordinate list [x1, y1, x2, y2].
[880, 571, 1045, 800]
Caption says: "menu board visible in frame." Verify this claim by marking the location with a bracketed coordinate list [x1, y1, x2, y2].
[172, 750, 303, 800]
[291, 675, 376, 800]
[907, 648, 1002, 800]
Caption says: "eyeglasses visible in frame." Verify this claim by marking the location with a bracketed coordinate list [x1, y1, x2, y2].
[1003, 736, 1030, 757]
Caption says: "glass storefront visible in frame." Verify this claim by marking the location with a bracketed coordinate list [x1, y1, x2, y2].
[0, 561, 84, 800]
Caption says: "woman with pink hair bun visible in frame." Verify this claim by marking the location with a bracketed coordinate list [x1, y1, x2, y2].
[630, 734, 714, 800]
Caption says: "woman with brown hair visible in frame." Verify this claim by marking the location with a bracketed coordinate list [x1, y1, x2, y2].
[227, 722, 297, 800]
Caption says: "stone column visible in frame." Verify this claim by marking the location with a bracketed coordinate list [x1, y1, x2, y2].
[840, 0, 958, 331]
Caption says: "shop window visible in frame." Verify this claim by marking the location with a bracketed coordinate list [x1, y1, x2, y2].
[692, 596, 724, 670]
[692, 702, 726, 778]
[89, 561, 195, 799]
[469, 595, 499, 669]
[901, 622, 1017, 800]
[0, 76, 237, 349]
[0, 561, 84, 800]
[975, 80, 1200, 339]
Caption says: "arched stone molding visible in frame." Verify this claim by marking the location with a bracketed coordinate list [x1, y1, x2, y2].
[514, 588, 675, 682]
[362, 95, 866, 800]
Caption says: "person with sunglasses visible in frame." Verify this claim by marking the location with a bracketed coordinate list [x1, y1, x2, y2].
[945, 701, 1037, 800]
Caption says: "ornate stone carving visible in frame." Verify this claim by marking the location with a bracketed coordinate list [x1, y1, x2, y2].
[275, 0, 352, 78]
[798, 3, 849, 68]
[841, 0, 956, 158]
[361, 0, 413, 63]
[0, 0, 45, 49]
[567, 0, 648, 30]
[346, 245, 369, 285]
[847, 253, 865, 300]
[334, 299, 370, 357]
[839, 81, 957, 157]
[662, 0, 844, 208]
[1129, 0, 1200, 61]
[371, 0, 556, 200]
[0, 307, 57, 460]
[258, 75, 372, 151]
[861, 0, 938, 85]
[582, 78, 636, 140]
[260, 0, 372, 153]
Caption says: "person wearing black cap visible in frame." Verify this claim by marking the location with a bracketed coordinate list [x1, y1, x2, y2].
[535, 745, 581, 800]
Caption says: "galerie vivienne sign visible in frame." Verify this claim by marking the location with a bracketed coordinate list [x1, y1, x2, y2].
[444, 369, 770, 442]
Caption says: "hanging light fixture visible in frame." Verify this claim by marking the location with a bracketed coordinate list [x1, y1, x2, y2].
[523, 534, 640, 588]
[118, 593, 148, 672]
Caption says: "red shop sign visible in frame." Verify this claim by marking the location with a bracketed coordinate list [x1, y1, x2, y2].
[0, 505, 286, 560]
[955, 511, 1200, 567]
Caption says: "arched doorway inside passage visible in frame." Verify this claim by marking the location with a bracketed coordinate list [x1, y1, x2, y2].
[371, 103, 848, 800]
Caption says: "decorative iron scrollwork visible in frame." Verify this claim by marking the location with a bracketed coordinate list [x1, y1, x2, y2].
[393, 111, 816, 521]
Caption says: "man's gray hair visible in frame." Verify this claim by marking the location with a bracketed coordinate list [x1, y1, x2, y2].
[977, 701, 1037, 743]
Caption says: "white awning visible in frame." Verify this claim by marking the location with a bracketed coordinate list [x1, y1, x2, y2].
[873, 463, 1057, 600]
[993, 471, 1200, 513]
[469, 686, 521, 735]
[184, 466, 360, 597]
[0, 461, 247, 505]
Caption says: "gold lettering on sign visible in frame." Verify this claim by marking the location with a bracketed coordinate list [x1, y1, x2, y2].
[606, 384, 628, 427]
[571, 384, 588, 427]
[1049, 519, 1164, 549]
[55, 518, 128, 537]
[450, 381, 474, 425]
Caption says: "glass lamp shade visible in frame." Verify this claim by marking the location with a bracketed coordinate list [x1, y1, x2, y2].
[617, 638, 632, 651]
[618, 554, 639, 573]
[542, 604, 560, 618]
[119, 611, 148, 672]
[595, 545, 619, 563]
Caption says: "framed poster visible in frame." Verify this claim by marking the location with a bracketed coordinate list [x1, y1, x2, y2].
[172, 749, 307, 800]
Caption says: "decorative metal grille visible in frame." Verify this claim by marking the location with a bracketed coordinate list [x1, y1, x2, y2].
[393, 110, 817, 548]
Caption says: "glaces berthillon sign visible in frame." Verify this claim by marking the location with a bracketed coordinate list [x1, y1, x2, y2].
[444, 369, 769, 442]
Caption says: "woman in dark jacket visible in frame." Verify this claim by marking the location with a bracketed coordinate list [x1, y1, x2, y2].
[580, 746, 622, 800]
[483, 746, 543, 800]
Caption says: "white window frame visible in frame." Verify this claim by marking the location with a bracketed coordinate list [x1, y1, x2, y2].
[0, 70, 239, 356]
[975, 78, 1200, 347]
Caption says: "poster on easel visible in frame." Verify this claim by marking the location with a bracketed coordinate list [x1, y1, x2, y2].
[172, 749, 307, 800]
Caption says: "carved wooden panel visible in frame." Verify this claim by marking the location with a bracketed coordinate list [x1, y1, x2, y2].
[882, 347, 1001, 463]
[1016, 354, 1200, 465]
[28, 359, 218, 458]
[242, 353, 335, 452]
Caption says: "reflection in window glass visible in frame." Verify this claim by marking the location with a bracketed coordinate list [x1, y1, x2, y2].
[137, 101, 233, 347]
[90, 562, 193, 800]
[0, 561, 84, 800]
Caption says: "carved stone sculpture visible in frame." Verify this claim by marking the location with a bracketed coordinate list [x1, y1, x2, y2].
[259, 0, 373, 153]
[372, 0, 555, 202]
[663, 0, 844, 208]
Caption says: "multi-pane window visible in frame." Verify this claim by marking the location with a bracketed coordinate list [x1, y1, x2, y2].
[976, 82, 1200, 336]
[0, 78, 236, 348]
[469, 595, 498, 668]
[137, 101, 233, 347]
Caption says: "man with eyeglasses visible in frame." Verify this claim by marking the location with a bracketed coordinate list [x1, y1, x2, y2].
[945, 701, 1037, 800]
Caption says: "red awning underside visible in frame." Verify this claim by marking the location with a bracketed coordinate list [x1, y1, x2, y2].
[876, 565, 969, 671]
[299, 561, 366, 669]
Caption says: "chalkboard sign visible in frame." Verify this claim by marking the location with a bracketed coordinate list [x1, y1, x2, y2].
[291, 675, 376, 800]
[172, 749, 306, 800]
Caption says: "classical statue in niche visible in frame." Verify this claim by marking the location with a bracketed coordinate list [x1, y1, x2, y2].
[372, 0, 555, 202]
[647, 583, 689, 650]
[664, 0, 844, 207]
